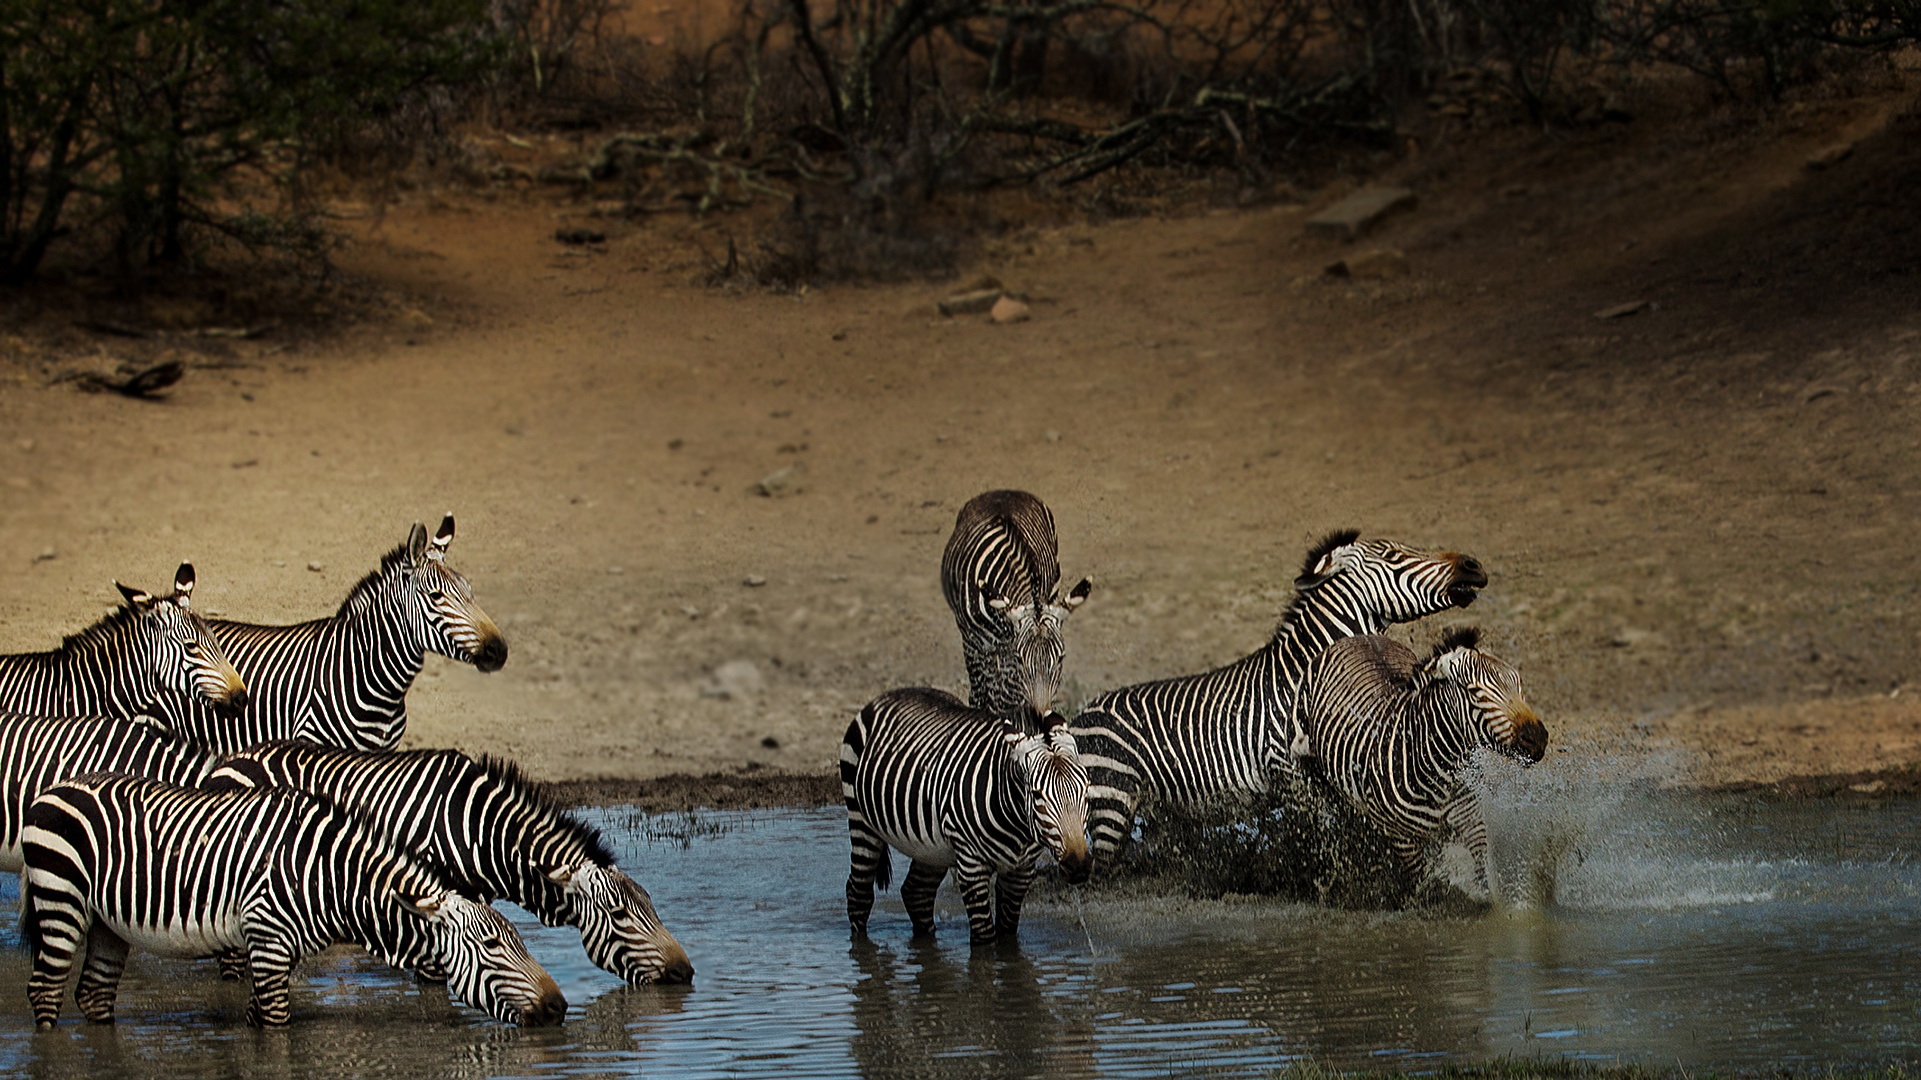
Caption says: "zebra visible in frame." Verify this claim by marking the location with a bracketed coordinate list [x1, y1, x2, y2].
[203, 741, 694, 987]
[1068, 530, 1488, 863]
[145, 513, 507, 753]
[940, 490, 1092, 729]
[1290, 627, 1547, 893]
[0, 711, 216, 872]
[0, 563, 247, 722]
[21, 773, 567, 1028]
[843, 687, 1091, 944]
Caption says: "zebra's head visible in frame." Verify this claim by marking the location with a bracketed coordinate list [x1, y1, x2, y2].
[395, 514, 509, 672]
[544, 862, 696, 986]
[1008, 718, 1093, 884]
[396, 889, 567, 1026]
[1421, 628, 1548, 763]
[1292, 531, 1489, 627]
[113, 564, 249, 714]
[988, 577, 1092, 727]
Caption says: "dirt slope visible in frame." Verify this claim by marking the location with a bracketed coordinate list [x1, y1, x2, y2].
[0, 74, 1916, 796]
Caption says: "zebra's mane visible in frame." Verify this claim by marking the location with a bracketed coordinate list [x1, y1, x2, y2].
[57, 603, 144, 654]
[1268, 528, 1362, 645]
[1429, 626, 1481, 660]
[473, 753, 617, 867]
[335, 540, 416, 620]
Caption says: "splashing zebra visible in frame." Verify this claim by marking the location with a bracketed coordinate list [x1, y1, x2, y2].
[1290, 627, 1547, 895]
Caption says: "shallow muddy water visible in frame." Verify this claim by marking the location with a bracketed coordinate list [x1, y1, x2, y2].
[0, 790, 1917, 1078]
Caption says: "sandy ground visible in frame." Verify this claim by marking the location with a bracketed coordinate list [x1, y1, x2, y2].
[1, 73, 1918, 804]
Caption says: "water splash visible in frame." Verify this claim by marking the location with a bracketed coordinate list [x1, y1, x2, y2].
[1071, 886, 1100, 958]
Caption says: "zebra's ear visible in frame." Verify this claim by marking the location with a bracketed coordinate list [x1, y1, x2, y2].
[406, 522, 430, 566]
[115, 581, 154, 611]
[171, 564, 195, 606]
[542, 864, 577, 888]
[1061, 578, 1092, 610]
[428, 513, 455, 561]
[390, 888, 446, 920]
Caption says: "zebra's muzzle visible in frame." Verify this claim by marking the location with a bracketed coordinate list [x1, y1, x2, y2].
[518, 983, 569, 1027]
[472, 636, 509, 673]
[1447, 555, 1488, 607]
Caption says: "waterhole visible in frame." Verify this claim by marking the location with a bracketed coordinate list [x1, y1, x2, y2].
[0, 788, 1915, 1077]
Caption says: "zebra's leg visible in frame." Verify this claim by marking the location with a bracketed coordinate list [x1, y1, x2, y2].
[26, 906, 87, 1030]
[74, 922, 131, 1023]
[1441, 788, 1493, 894]
[217, 949, 249, 981]
[900, 860, 948, 938]
[951, 853, 999, 945]
[846, 825, 890, 938]
[993, 861, 1038, 939]
[243, 937, 302, 1027]
[1076, 722, 1145, 867]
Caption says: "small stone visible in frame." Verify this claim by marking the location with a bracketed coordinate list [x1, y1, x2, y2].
[667, 438, 684, 450]
[16, 438, 32, 452]
[743, 574, 767, 587]
[755, 463, 805, 497]
[398, 308, 434, 330]
[760, 735, 781, 749]
[307, 562, 325, 572]
[555, 226, 607, 245]
[1806, 143, 1853, 170]
[1043, 429, 1061, 443]
[1305, 186, 1417, 240]
[32, 547, 55, 564]
[700, 659, 765, 700]
[1325, 248, 1408, 280]
[938, 288, 1002, 317]
[990, 296, 1030, 324]
[1849, 779, 1886, 795]
[1594, 300, 1650, 320]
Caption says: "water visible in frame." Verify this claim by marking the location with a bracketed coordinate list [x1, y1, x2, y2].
[0, 792, 1918, 1078]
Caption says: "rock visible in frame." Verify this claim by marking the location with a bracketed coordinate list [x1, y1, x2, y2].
[1325, 248, 1408, 280]
[939, 288, 1002, 317]
[761, 735, 781, 749]
[32, 547, 55, 564]
[990, 296, 1031, 324]
[1806, 143, 1853, 170]
[1305, 186, 1417, 240]
[399, 308, 435, 331]
[1594, 300, 1650, 320]
[755, 463, 805, 497]
[1850, 779, 1887, 794]
[555, 226, 607, 245]
[743, 574, 767, 587]
[701, 659, 764, 700]
[307, 562, 324, 572]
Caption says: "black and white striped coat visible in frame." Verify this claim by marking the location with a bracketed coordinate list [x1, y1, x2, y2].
[843, 687, 1091, 944]
[940, 491, 1091, 729]
[22, 774, 566, 1028]
[0, 711, 215, 872]
[144, 515, 507, 753]
[1290, 628, 1547, 891]
[1068, 531, 1488, 861]
[0, 564, 248, 722]
[205, 741, 693, 986]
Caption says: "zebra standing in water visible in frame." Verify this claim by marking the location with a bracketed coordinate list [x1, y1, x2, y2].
[22, 774, 566, 1028]
[1069, 530, 1488, 862]
[1290, 627, 1547, 893]
[204, 741, 694, 986]
[145, 514, 507, 753]
[940, 490, 1091, 730]
[0, 563, 247, 721]
[0, 711, 214, 870]
[843, 687, 1091, 944]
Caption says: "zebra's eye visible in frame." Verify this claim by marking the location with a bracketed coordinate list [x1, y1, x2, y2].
[481, 935, 504, 950]
[427, 589, 446, 603]
[607, 906, 629, 921]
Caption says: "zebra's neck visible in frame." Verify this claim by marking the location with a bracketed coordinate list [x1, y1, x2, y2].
[1362, 684, 1479, 803]
[0, 635, 154, 720]
[293, 605, 428, 749]
[1264, 582, 1390, 706]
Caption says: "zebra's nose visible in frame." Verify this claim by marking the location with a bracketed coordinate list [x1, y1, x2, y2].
[1454, 555, 1488, 589]
[216, 686, 250, 716]
[473, 637, 508, 673]
[658, 954, 695, 985]
[521, 985, 568, 1027]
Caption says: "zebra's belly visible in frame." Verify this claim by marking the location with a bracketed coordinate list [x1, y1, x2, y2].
[101, 909, 247, 959]
[884, 830, 956, 868]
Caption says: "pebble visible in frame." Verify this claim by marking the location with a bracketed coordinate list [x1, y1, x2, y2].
[990, 296, 1031, 324]
[1324, 248, 1408, 280]
[755, 464, 805, 497]
[743, 574, 767, 587]
[307, 562, 324, 572]
[1594, 300, 1650, 320]
[938, 288, 1002, 317]
[1806, 143, 1853, 170]
[1305, 186, 1417, 239]
[701, 659, 764, 700]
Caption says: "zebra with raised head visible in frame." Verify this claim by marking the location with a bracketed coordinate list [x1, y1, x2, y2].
[0, 563, 247, 721]
[843, 687, 1091, 944]
[22, 774, 566, 1028]
[0, 711, 215, 871]
[204, 741, 693, 986]
[1290, 627, 1547, 893]
[146, 514, 507, 753]
[1068, 530, 1488, 862]
[940, 490, 1092, 729]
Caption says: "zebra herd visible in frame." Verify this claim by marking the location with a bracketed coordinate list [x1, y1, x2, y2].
[845, 490, 1549, 941]
[0, 515, 688, 1030]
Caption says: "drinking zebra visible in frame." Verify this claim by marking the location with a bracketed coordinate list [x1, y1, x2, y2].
[1069, 530, 1487, 862]
[205, 741, 694, 986]
[843, 687, 1091, 944]
[940, 490, 1092, 729]
[1290, 628, 1547, 893]
[0, 711, 215, 872]
[144, 514, 507, 753]
[22, 774, 566, 1028]
[0, 563, 247, 721]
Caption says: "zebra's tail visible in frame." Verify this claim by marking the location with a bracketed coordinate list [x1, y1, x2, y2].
[17, 870, 39, 956]
[874, 845, 892, 892]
